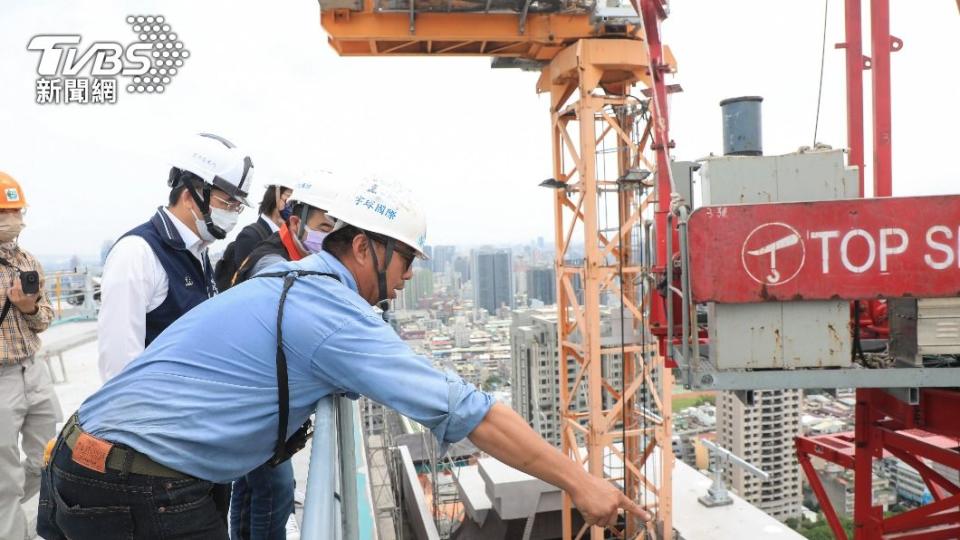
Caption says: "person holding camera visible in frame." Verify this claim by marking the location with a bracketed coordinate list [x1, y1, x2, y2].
[0, 171, 58, 540]
[97, 133, 255, 382]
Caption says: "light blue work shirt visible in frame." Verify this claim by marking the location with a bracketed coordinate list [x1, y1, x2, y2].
[79, 251, 494, 483]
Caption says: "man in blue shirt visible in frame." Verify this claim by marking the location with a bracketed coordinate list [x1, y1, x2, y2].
[37, 179, 648, 539]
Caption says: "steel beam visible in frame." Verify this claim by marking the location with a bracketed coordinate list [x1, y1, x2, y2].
[685, 365, 960, 391]
[797, 441, 850, 540]
[839, 0, 866, 194]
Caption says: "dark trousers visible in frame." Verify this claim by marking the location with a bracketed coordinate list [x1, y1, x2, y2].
[37, 437, 228, 539]
[229, 460, 295, 540]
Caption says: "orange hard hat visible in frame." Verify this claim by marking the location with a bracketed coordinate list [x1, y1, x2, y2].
[0, 171, 27, 209]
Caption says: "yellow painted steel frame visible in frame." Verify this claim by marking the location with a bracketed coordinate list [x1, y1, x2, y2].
[320, 4, 674, 63]
[538, 39, 672, 540]
[322, 9, 608, 58]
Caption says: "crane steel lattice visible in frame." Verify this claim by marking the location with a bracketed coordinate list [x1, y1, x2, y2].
[318, 1, 679, 538]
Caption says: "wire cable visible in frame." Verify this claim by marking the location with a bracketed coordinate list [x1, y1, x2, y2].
[813, 0, 830, 146]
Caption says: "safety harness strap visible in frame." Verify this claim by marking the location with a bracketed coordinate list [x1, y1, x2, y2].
[185, 181, 225, 240]
[254, 269, 341, 466]
[365, 234, 395, 320]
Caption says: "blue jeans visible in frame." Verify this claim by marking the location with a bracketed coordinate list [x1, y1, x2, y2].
[229, 460, 295, 540]
[37, 437, 227, 539]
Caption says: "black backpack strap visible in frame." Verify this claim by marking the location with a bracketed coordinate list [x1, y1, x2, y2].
[230, 254, 255, 289]
[0, 256, 18, 327]
[253, 269, 341, 465]
[254, 219, 272, 242]
[0, 298, 12, 327]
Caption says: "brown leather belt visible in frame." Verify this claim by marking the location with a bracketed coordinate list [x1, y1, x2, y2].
[61, 415, 189, 479]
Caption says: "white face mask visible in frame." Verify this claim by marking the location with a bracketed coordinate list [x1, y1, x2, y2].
[0, 212, 25, 243]
[211, 207, 239, 235]
[191, 207, 239, 243]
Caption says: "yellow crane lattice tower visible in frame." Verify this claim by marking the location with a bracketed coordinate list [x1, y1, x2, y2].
[318, 2, 677, 537]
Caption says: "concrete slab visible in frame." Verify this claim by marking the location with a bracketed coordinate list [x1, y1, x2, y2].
[454, 465, 490, 526]
[478, 458, 561, 521]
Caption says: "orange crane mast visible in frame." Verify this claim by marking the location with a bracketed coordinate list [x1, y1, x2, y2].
[318, 1, 678, 538]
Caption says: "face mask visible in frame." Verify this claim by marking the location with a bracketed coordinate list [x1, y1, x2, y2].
[276, 187, 292, 221]
[191, 207, 239, 243]
[0, 212, 25, 243]
[301, 226, 328, 254]
[211, 207, 239, 235]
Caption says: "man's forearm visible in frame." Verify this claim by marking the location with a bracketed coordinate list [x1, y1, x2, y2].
[467, 402, 586, 496]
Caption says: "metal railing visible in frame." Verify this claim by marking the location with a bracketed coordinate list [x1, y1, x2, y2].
[301, 395, 378, 540]
[43, 269, 100, 324]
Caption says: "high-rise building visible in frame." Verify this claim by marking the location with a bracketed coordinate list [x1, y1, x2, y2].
[399, 267, 434, 309]
[471, 248, 514, 315]
[432, 245, 457, 274]
[514, 270, 527, 301]
[526, 266, 556, 306]
[414, 245, 433, 270]
[453, 255, 470, 282]
[510, 308, 641, 448]
[717, 389, 803, 521]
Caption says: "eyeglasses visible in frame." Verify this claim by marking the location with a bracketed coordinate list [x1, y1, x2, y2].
[367, 232, 417, 272]
[393, 245, 417, 272]
[212, 194, 245, 214]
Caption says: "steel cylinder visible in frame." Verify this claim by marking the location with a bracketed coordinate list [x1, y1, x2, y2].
[720, 96, 763, 156]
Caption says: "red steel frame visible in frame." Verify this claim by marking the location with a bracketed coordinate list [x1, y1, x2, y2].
[797, 2, 960, 539]
[633, 0, 678, 367]
[798, 391, 960, 540]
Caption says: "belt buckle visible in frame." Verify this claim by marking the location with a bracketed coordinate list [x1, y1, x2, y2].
[72, 432, 113, 473]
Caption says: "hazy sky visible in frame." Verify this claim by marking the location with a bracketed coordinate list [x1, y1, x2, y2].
[1, 1, 957, 260]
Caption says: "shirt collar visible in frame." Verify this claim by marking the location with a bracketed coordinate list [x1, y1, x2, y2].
[0, 241, 21, 260]
[161, 207, 206, 260]
[313, 251, 359, 294]
[261, 215, 280, 233]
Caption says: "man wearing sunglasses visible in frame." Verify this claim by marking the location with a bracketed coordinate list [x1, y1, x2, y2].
[97, 132, 254, 383]
[39, 178, 649, 539]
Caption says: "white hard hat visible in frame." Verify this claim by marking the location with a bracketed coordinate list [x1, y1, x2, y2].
[168, 133, 255, 207]
[326, 177, 428, 259]
[288, 173, 338, 212]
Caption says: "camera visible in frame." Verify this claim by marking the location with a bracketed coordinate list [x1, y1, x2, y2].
[20, 271, 40, 295]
